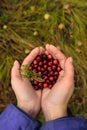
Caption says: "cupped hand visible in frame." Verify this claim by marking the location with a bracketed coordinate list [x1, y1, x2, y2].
[42, 44, 74, 121]
[11, 47, 44, 118]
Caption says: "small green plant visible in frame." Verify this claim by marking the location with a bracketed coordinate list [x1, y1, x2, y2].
[21, 65, 44, 82]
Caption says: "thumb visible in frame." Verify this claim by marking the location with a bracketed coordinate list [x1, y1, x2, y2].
[64, 57, 74, 79]
[11, 60, 21, 80]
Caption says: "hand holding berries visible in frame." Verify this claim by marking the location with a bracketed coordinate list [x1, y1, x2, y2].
[11, 47, 44, 118]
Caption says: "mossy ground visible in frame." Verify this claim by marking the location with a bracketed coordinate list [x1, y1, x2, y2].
[0, 0, 87, 122]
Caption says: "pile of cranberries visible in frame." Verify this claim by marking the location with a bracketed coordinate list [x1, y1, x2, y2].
[29, 53, 62, 90]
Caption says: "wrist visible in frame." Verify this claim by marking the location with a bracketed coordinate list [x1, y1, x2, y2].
[17, 102, 39, 118]
[43, 105, 67, 121]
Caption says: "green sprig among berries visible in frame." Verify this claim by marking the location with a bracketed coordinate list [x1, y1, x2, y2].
[21, 64, 44, 82]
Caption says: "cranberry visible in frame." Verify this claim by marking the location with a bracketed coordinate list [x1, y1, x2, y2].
[47, 54, 53, 60]
[42, 54, 47, 59]
[44, 65, 47, 69]
[43, 83, 48, 88]
[46, 79, 50, 84]
[41, 68, 44, 72]
[53, 59, 59, 65]
[54, 76, 58, 80]
[52, 65, 57, 70]
[33, 80, 38, 85]
[34, 86, 39, 90]
[36, 55, 41, 61]
[48, 61, 52, 66]
[33, 60, 38, 65]
[52, 80, 56, 84]
[34, 65, 38, 68]
[38, 82, 43, 87]
[49, 71, 54, 75]
[29, 66, 32, 70]
[49, 84, 53, 89]
[39, 61, 43, 66]
[57, 66, 62, 72]
[48, 67, 51, 71]
[43, 60, 47, 64]
[54, 71, 59, 76]
[37, 66, 41, 71]
[49, 76, 54, 81]
[47, 73, 50, 77]
[44, 76, 48, 80]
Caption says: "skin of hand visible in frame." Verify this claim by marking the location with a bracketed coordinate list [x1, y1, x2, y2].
[11, 47, 44, 118]
[41, 44, 74, 121]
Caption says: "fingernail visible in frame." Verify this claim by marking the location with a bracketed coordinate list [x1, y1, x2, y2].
[68, 57, 73, 63]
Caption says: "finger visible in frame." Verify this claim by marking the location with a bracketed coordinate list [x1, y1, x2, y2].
[64, 57, 74, 80]
[36, 90, 42, 98]
[11, 60, 21, 80]
[58, 70, 64, 81]
[42, 88, 51, 99]
[46, 44, 66, 69]
[22, 47, 44, 66]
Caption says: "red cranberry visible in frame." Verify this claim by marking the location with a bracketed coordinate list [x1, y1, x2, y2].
[38, 82, 43, 87]
[43, 83, 48, 88]
[43, 60, 47, 64]
[33, 80, 38, 85]
[49, 84, 53, 89]
[46, 79, 50, 83]
[52, 80, 56, 84]
[39, 61, 43, 66]
[34, 86, 39, 90]
[34, 65, 38, 68]
[47, 73, 50, 77]
[37, 66, 41, 71]
[54, 76, 58, 80]
[49, 71, 54, 75]
[44, 65, 47, 69]
[33, 60, 38, 65]
[49, 76, 54, 81]
[53, 59, 59, 65]
[57, 66, 62, 72]
[44, 76, 48, 80]
[29, 66, 32, 70]
[48, 67, 51, 71]
[48, 62, 52, 66]
[52, 65, 56, 70]
[42, 54, 47, 59]
[54, 71, 59, 76]
[47, 54, 53, 60]
[41, 68, 44, 72]
[36, 55, 41, 61]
